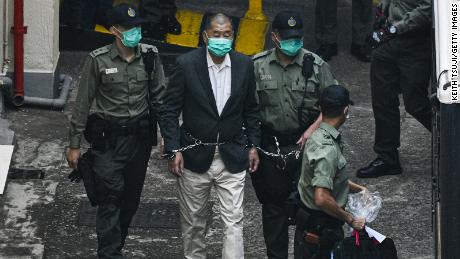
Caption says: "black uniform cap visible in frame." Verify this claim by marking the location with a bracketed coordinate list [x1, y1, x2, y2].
[319, 85, 354, 109]
[272, 11, 303, 39]
[106, 4, 146, 28]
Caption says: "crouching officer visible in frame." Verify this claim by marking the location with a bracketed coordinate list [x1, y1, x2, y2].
[295, 85, 366, 259]
[66, 4, 165, 258]
[251, 11, 338, 259]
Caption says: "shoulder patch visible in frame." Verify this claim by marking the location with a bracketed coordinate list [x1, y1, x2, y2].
[139, 43, 158, 54]
[89, 45, 111, 58]
[252, 50, 271, 60]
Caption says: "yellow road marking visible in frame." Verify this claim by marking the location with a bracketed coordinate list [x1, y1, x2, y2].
[166, 10, 204, 48]
[95, 24, 111, 34]
[235, 0, 269, 55]
[235, 19, 269, 56]
[244, 0, 267, 20]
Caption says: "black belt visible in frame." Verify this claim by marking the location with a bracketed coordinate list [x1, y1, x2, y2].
[108, 115, 150, 137]
[398, 25, 431, 39]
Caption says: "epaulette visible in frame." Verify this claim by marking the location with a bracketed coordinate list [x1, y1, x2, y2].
[311, 128, 334, 146]
[252, 50, 271, 60]
[320, 132, 334, 145]
[89, 45, 111, 58]
[139, 43, 158, 54]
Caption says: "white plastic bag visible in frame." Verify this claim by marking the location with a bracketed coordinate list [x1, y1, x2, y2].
[346, 190, 382, 223]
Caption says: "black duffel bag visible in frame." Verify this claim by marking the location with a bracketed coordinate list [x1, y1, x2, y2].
[332, 229, 398, 259]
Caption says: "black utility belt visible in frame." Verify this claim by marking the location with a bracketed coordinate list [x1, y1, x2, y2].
[84, 114, 150, 143]
[398, 25, 431, 39]
[109, 117, 151, 137]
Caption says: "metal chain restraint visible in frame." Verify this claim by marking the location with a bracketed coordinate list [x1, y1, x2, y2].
[164, 133, 227, 159]
[164, 134, 302, 169]
[256, 136, 302, 170]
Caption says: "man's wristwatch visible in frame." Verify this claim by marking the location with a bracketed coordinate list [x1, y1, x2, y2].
[388, 25, 397, 34]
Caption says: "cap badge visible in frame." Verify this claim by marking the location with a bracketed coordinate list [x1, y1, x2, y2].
[127, 8, 136, 17]
[288, 17, 296, 27]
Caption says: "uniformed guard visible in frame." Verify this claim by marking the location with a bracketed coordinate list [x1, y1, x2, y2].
[315, 0, 373, 62]
[66, 4, 165, 258]
[295, 85, 366, 259]
[251, 11, 338, 259]
[357, 0, 432, 178]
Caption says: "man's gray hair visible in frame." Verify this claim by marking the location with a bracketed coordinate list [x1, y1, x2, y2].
[204, 13, 233, 30]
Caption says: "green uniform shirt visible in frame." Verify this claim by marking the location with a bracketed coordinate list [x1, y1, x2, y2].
[68, 43, 166, 148]
[386, 0, 431, 34]
[253, 48, 338, 133]
[298, 122, 350, 210]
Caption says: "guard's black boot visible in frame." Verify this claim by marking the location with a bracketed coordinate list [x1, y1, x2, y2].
[315, 43, 338, 61]
[356, 157, 402, 178]
[350, 43, 371, 62]
[163, 15, 181, 35]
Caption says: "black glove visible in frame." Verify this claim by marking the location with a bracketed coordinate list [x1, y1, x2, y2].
[68, 169, 83, 183]
[367, 25, 397, 49]
[367, 5, 397, 49]
[67, 151, 98, 207]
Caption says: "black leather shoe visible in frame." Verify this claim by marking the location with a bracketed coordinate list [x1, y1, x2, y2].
[315, 44, 338, 61]
[356, 157, 402, 178]
[350, 43, 371, 62]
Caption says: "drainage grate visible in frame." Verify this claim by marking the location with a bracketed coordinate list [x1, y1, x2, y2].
[77, 201, 181, 229]
[8, 168, 45, 179]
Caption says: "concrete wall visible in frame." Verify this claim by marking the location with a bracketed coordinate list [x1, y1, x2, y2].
[3, 0, 60, 99]
[0, 0, 9, 74]
[0, 2, 3, 69]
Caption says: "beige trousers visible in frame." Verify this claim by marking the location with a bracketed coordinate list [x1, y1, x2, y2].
[177, 150, 246, 259]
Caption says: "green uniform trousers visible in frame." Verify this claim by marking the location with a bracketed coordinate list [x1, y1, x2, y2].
[92, 129, 152, 258]
[251, 140, 302, 259]
[371, 30, 432, 164]
[315, 0, 373, 45]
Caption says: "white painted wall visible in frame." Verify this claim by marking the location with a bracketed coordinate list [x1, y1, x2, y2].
[23, 0, 60, 73]
[0, 1, 3, 70]
[0, 0, 8, 74]
[4, 0, 60, 74]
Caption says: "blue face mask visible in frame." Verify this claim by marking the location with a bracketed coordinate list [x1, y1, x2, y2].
[207, 36, 233, 57]
[118, 27, 142, 48]
[279, 38, 303, 56]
